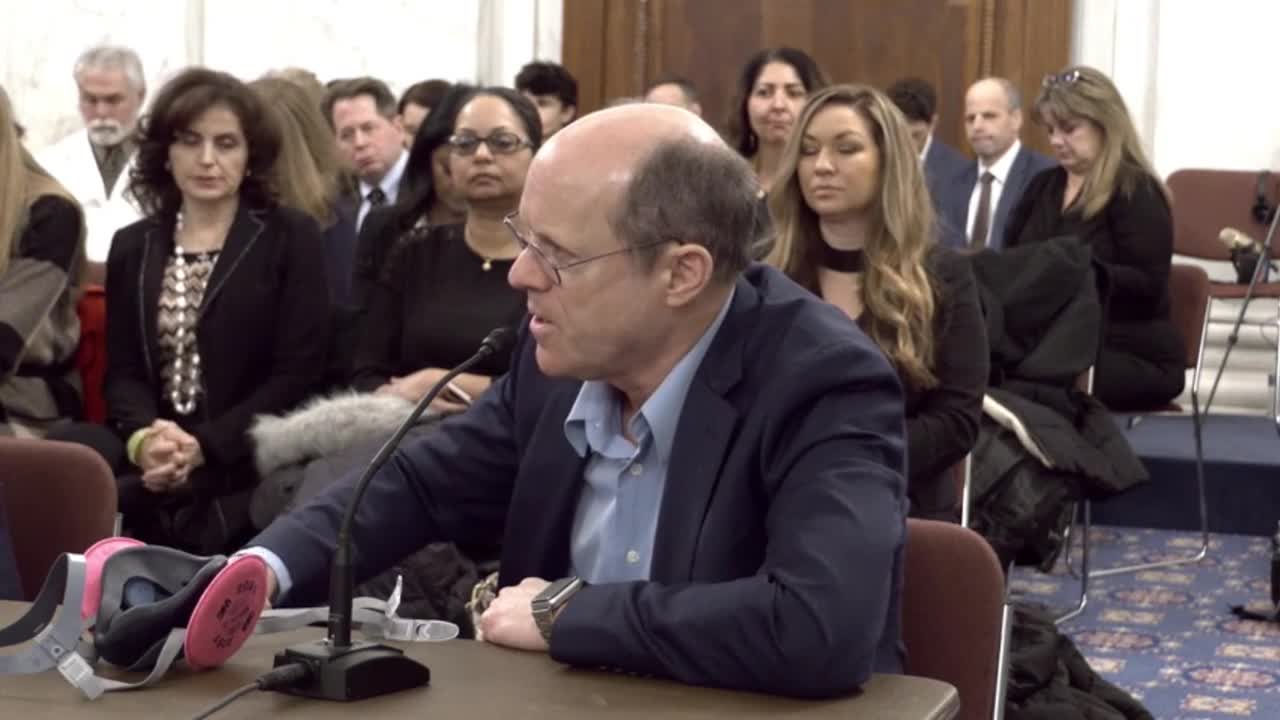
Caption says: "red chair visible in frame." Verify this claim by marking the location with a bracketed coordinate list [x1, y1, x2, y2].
[0, 438, 116, 600]
[75, 284, 108, 423]
[903, 519, 1009, 720]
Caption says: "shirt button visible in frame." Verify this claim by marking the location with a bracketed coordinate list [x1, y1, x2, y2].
[630, 464, 643, 476]
[626, 550, 640, 564]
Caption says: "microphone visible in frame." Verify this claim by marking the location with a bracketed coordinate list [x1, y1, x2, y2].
[1219, 227, 1261, 252]
[271, 327, 516, 701]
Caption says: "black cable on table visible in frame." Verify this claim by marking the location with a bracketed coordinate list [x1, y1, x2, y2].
[189, 663, 312, 720]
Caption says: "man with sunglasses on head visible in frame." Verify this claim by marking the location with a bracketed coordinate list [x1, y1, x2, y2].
[245, 104, 908, 699]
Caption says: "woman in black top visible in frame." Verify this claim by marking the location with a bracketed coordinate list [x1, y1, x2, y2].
[1005, 66, 1182, 411]
[102, 69, 330, 552]
[767, 84, 988, 521]
[352, 87, 540, 410]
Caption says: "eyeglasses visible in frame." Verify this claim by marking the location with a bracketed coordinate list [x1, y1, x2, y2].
[503, 213, 676, 286]
[448, 131, 530, 156]
[1042, 70, 1082, 88]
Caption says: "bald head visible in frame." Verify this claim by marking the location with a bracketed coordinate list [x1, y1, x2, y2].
[520, 104, 758, 286]
[964, 76, 1024, 164]
[528, 104, 722, 196]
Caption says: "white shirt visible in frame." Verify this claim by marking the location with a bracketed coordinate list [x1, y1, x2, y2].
[36, 129, 143, 263]
[919, 133, 933, 164]
[356, 150, 408, 231]
[965, 140, 1022, 246]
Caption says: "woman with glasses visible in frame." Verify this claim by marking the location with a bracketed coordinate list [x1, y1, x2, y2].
[350, 87, 537, 411]
[766, 84, 988, 521]
[1004, 66, 1182, 411]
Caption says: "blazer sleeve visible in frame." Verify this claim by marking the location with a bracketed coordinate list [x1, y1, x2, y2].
[247, 323, 528, 605]
[1097, 174, 1174, 306]
[103, 227, 159, 439]
[1000, 167, 1054, 250]
[0, 196, 82, 377]
[549, 339, 908, 699]
[189, 212, 332, 472]
[906, 251, 987, 490]
[349, 237, 411, 392]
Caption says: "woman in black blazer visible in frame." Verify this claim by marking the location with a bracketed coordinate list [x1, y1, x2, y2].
[767, 84, 989, 521]
[102, 68, 330, 552]
[1005, 66, 1182, 411]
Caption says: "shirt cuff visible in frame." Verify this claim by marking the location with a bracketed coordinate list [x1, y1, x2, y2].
[236, 546, 294, 604]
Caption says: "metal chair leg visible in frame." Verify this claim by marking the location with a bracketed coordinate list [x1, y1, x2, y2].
[1061, 502, 1082, 580]
[991, 601, 1012, 720]
[1055, 502, 1090, 624]
[961, 454, 973, 529]
[1093, 389, 1209, 577]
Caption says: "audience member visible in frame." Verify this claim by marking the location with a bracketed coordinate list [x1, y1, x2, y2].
[98, 68, 331, 553]
[245, 103, 907, 698]
[398, 79, 451, 146]
[644, 76, 702, 116]
[886, 77, 968, 206]
[1005, 66, 1183, 411]
[767, 84, 987, 520]
[350, 84, 473, 317]
[323, 77, 408, 233]
[37, 44, 144, 273]
[515, 61, 578, 137]
[0, 85, 86, 438]
[265, 67, 326, 106]
[249, 77, 348, 304]
[351, 87, 533, 406]
[727, 47, 827, 192]
[937, 77, 1054, 249]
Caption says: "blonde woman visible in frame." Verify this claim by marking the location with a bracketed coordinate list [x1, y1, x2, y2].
[0, 86, 86, 437]
[249, 77, 350, 305]
[1005, 66, 1180, 410]
[768, 84, 987, 520]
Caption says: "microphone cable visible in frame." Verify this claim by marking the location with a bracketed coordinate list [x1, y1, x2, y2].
[189, 662, 312, 720]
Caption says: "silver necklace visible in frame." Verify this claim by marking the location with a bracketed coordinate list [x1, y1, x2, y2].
[167, 211, 205, 415]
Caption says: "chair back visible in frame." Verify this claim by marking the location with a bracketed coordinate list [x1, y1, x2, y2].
[74, 285, 108, 423]
[903, 518, 1005, 720]
[1167, 264, 1211, 369]
[1167, 169, 1279, 261]
[0, 438, 117, 600]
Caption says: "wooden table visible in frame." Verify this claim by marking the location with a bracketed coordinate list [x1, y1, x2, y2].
[0, 601, 959, 719]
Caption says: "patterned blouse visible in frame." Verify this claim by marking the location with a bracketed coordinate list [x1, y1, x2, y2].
[157, 250, 219, 415]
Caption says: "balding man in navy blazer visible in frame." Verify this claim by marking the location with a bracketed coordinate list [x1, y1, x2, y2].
[246, 103, 907, 699]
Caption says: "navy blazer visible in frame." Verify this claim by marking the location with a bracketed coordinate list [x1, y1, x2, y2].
[251, 264, 908, 698]
[937, 145, 1056, 250]
[923, 138, 970, 210]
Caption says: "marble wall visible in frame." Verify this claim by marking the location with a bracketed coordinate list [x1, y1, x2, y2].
[3, 0, 562, 152]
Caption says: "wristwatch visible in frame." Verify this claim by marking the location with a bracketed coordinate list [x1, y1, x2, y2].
[531, 576, 585, 642]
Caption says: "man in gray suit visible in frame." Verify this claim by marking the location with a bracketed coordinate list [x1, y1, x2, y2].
[939, 77, 1055, 250]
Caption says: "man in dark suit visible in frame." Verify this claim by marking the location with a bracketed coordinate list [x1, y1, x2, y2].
[244, 105, 908, 698]
[938, 77, 1056, 250]
[887, 77, 969, 207]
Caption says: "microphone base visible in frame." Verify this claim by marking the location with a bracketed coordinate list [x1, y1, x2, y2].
[271, 639, 430, 701]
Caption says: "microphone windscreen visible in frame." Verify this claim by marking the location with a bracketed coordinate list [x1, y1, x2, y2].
[480, 327, 516, 356]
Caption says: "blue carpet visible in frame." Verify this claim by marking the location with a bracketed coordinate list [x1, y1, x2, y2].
[1012, 526, 1280, 719]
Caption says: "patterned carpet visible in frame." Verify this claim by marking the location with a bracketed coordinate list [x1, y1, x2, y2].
[1011, 527, 1280, 719]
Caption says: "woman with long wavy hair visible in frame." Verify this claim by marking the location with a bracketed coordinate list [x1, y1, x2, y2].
[767, 84, 988, 520]
[0, 85, 86, 438]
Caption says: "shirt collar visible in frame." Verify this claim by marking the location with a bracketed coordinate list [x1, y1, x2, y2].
[919, 133, 933, 163]
[979, 139, 1021, 184]
[359, 149, 408, 202]
[564, 287, 736, 463]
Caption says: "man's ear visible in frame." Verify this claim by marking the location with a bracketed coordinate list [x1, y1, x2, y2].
[664, 243, 714, 307]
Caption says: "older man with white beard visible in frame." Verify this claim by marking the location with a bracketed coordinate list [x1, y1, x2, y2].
[37, 44, 146, 270]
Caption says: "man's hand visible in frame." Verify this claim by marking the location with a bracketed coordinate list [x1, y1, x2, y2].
[478, 577, 551, 652]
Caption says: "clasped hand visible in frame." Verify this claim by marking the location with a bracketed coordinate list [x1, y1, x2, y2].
[137, 419, 204, 492]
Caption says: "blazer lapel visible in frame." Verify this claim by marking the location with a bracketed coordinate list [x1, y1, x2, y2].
[649, 283, 751, 582]
[199, 205, 266, 318]
[138, 219, 171, 380]
[992, 149, 1029, 250]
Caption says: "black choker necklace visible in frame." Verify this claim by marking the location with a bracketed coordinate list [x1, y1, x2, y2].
[819, 243, 865, 272]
